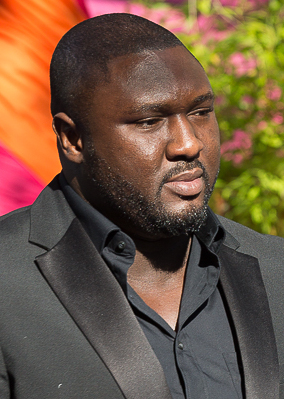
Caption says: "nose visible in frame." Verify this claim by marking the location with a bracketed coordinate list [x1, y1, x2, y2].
[165, 115, 204, 161]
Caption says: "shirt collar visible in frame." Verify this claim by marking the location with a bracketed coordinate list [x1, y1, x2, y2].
[59, 173, 120, 254]
[196, 208, 226, 254]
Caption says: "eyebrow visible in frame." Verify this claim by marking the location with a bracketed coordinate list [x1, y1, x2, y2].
[192, 91, 215, 105]
[128, 91, 215, 115]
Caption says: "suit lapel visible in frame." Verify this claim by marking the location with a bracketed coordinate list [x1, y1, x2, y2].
[35, 218, 172, 399]
[29, 175, 76, 250]
[219, 244, 279, 399]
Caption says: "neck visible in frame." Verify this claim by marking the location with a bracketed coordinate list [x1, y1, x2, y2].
[132, 234, 191, 273]
[127, 234, 192, 330]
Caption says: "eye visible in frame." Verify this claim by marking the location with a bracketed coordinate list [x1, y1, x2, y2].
[190, 107, 214, 117]
[135, 118, 162, 129]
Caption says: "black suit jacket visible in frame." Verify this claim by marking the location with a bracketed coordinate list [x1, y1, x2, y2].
[0, 175, 283, 398]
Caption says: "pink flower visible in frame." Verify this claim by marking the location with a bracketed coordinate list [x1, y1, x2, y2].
[142, 7, 187, 33]
[215, 96, 225, 105]
[82, 0, 129, 15]
[234, 130, 252, 149]
[221, 141, 236, 153]
[191, 15, 232, 43]
[217, 0, 269, 7]
[220, 130, 252, 152]
[165, 0, 185, 3]
[219, 0, 239, 6]
[229, 52, 257, 77]
[272, 114, 283, 124]
[258, 121, 267, 130]
[249, 0, 269, 6]
[233, 153, 244, 164]
[80, 0, 187, 33]
[196, 15, 214, 31]
[267, 87, 282, 101]
[242, 95, 253, 104]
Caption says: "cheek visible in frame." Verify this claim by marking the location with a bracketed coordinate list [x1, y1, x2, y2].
[200, 130, 220, 180]
[105, 132, 165, 176]
[206, 134, 220, 162]
[85, 136, 163, 198]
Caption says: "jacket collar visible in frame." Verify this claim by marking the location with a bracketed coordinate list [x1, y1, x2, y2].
[202, 213, 279, 398]
[29, 175, 76, 250]
[219, 243, 279, 399]
[30, 175, 172, 399]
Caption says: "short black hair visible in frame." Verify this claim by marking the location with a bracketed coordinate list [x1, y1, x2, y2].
[50, 13, 185, 127]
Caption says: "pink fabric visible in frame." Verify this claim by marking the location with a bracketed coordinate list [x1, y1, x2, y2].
[0, 143, 44, 216]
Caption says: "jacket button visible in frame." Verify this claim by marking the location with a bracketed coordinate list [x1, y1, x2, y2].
[116, 241, 126, 252]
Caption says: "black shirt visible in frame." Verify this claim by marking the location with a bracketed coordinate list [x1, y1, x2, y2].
[60, 175, 243, 399]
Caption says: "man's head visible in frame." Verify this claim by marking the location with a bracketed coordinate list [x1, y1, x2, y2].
[51, 14, 220, 240]
[50, 13, 185, 127]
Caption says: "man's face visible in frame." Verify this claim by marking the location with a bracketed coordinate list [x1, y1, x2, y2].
[78, 46, 220, 239]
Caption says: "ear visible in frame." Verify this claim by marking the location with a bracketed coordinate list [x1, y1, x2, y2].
[52, 112, 84, 164]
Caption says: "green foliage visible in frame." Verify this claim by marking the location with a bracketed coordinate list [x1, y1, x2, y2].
[133, 0, 284, 236]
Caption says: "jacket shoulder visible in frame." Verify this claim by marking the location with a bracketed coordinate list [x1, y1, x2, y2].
[217, 214, 284, 259]
[0, 206, 31, 243]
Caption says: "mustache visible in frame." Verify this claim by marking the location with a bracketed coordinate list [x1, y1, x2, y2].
[160, 160, 207, 187]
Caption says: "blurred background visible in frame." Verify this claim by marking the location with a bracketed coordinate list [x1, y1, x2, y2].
[0, 0, 283, 235]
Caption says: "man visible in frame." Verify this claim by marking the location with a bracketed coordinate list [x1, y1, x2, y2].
[0, 13, 283, 399]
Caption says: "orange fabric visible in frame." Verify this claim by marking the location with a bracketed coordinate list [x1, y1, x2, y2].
[0, 0, 84, 183]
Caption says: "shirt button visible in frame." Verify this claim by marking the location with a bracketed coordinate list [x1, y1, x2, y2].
[178, 343, 184, 350]
[116, 241, 126, 252]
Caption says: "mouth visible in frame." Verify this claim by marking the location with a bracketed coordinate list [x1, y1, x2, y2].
[163, 168, 204, 197]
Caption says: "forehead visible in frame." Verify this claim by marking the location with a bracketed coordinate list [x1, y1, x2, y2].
[91, 46, 212, 114]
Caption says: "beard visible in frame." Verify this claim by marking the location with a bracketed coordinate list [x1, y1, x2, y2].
[83, 145, 218, 238]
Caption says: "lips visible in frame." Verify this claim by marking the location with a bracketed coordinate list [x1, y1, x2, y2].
[164, 169, 204, 197]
